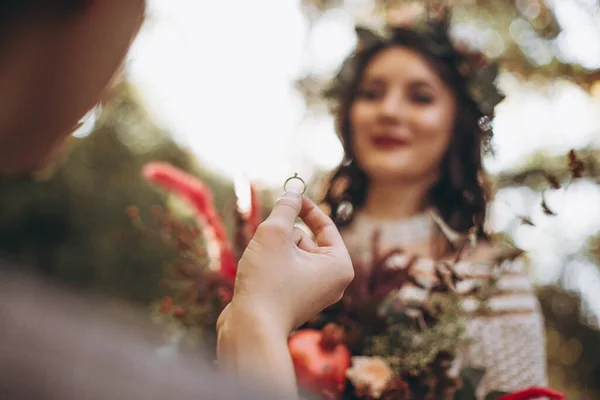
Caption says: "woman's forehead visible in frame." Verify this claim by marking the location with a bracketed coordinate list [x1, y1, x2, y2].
[361, 46, 445, 87]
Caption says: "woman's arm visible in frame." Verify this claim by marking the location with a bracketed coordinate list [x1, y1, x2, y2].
[456, 248, 548, 396]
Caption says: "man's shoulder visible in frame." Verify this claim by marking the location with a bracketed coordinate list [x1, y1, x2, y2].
[0, 266, 279, 400]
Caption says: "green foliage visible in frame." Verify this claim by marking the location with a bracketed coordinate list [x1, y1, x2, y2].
[538, 286, 600, 399]
[364, 294, 467, 374]
[302, 0, 596, 85]
[454, 367, 485, 400]
[495, 148, 600, 190]
[0, 82, 238, 304]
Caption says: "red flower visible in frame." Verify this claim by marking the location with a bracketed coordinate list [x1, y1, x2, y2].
[217, 287, 233, 303]
[288, 323, 351, 399]
[497, 387, 566, 400]
[159, 296, 173, 313]
[172, 306, 186, 318]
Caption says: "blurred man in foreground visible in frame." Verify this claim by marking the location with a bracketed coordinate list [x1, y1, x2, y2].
[0, 2, 353, 399]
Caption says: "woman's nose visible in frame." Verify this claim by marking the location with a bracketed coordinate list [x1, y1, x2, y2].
[378, 93, 404, 122]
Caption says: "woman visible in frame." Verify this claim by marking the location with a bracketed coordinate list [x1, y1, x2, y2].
[319, 11, 547, 398]
[0, 2, 353, 399]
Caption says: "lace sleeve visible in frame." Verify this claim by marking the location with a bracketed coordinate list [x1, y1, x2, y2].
[455, 257, 548, 399]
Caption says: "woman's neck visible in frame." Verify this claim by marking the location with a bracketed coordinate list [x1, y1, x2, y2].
[362, 178, 433, 220]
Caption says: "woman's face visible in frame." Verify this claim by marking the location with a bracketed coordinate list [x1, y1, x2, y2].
[349, 46, 457, 184]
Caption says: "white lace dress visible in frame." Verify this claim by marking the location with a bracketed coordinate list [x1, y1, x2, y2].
[341, 212, 548, 399]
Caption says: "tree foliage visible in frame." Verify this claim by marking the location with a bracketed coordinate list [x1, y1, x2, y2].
[0, 82, 240, 304]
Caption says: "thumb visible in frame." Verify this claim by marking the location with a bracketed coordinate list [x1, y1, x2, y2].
[264, 191, 302, 232]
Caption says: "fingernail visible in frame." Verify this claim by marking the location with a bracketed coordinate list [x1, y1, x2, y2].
[278, 191, 301, 201]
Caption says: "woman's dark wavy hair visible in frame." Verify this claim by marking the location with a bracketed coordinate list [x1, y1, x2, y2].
[322, 25, 498, 239]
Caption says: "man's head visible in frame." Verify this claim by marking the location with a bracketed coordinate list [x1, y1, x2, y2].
[0, 0, 146, 174]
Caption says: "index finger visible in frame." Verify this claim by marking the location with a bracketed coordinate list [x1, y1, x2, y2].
[299, 196, 345, 248]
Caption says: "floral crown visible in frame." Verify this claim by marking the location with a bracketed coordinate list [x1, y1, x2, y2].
[324, 4, 505, 153]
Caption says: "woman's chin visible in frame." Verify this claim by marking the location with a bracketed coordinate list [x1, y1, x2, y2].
[362, 158, 417, 181]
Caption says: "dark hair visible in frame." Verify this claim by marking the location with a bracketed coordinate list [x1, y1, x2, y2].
[323, 27, 492, 240]
[0, 1, 90, 30]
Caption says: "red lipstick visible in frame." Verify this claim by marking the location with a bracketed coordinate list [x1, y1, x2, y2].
[371, 136, 409, 149]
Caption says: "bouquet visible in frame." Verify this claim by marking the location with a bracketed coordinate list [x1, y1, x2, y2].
[135, 161, 565, 400]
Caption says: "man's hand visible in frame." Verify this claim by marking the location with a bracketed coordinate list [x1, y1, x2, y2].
[228, 191, 354, 334]
[216, 192, 353, 398]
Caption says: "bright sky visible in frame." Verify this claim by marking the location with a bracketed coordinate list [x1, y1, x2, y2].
[127, 0, 312, 186]
[125, 0, 600, 185]
[122, 0, 600, 313]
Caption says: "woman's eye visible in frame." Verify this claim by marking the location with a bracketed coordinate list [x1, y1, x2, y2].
[412, 92, 434, 104]
[356, 89, 382, 100]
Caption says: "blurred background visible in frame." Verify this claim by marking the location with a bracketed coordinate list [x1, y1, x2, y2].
[2, 0, 600, 397]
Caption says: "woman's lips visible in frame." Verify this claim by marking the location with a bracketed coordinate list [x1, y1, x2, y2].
[371, 136, 409, 150]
